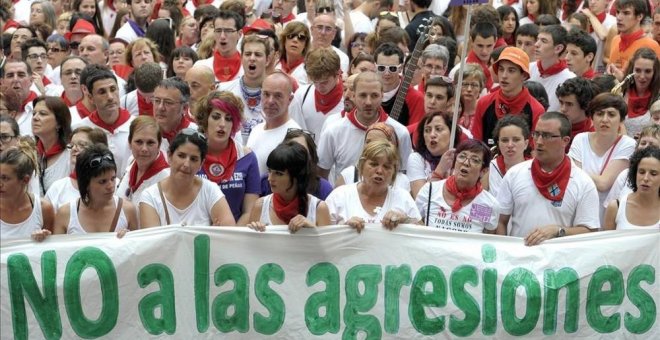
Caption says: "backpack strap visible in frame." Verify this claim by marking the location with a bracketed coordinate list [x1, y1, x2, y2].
[158, 182, 171, 225]
[110, 198, 123, 231]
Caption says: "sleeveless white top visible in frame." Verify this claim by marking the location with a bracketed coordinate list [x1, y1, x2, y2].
[615, 194, 660, 230]
[0, 194, 43, 241]
[259, 194, 320, 225]
[67, 196, 128, 234]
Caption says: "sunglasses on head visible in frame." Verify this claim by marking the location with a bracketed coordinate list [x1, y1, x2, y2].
[286, 128, 315, 140]
[88, 154, 114, 168]
[180, 128, 207, 141]
[286, 33, 307, 41]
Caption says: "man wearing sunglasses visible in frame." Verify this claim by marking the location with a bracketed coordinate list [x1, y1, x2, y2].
[374, 43, 424, 128]
[72, 65, 135, 178]
[311, 14, 349, 75]
[289, 47, 343, 142]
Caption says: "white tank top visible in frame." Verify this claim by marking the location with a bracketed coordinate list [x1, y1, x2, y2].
[67, 196, 128, 234]
[260, 194, 320, 225]
[615, 194, 660, 230]
[0, 194, 43, 240]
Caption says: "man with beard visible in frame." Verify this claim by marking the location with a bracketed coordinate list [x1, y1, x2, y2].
[1, 60, 38, 136]
[195, 11, 244, 82]
[218, 35, 272, 144]
[116, 0, 156, 44]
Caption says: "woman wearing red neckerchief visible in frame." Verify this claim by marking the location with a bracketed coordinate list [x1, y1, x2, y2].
[32, 97, 72, 196]
[486, 115, 531, 198]
[247, 141, 330, 233]
[497, 5, 519, 46]
[415, 139, 500, 234]
[196, 91, 261, 225]
[277, 22, 312, 86]
[618, 48, 660, 138]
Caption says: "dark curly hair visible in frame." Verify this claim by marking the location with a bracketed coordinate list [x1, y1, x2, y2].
[627, 146, 660, 195]
[555, 77, 596, 111]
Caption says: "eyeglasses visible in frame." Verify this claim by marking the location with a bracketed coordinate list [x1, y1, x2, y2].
[88, 154, 114, 168]
[66, 141, 92, 150]
[0, 134, 16, 143]
[376, 64, 402, 73]
[214, 28, 237, 35]
[313, 25, 336, 34]
[153, 97, 182, 108]
[286, 33, 307, 41]
[27, 53, 48, 61]
[350, 42, 366, 48]
[286, 128, 315, 140]
[48, 47, 64, 53]
[531, 131, 562, 140]
[180, 127, 207, 141]
[423, 64, 445, 73]
[317, 7, 334, 14]
[456, 153, 483, 167]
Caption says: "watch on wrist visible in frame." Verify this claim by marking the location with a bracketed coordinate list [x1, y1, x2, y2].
[557, 227, 566, 237]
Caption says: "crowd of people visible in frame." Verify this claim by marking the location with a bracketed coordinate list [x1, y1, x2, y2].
[1, 0, 659, 245]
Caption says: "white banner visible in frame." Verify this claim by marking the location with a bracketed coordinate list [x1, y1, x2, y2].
[1, 226, 658, 339]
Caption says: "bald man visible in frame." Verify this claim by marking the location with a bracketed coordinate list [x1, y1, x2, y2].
[185, 65, 217, 118]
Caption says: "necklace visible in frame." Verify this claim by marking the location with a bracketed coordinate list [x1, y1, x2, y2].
[240, 77, 261, 115]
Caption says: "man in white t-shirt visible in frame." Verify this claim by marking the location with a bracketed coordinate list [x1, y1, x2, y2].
[115, 0, 155, 44]
[289, 47, 343, 142]
[246, 72, 301, 175]
[350, 0, 379, 34]
[2, 60, 38, 136]
[194, 11, 245, 82]
[311, 14, 350, 75]
[317, 71, 413, 182]
[496, 112, 600, 245]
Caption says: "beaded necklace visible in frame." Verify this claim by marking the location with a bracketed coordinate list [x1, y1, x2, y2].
[240, 77, 261, 115]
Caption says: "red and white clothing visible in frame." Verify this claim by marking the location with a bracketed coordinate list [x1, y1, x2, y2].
[159, 120, 199, 155]
[117, 162, 170, 205]
[259, 194, 321, 225]
[246, 119, 301, 176]
[349, 10, 375, 34]
[289, 83, 344, 142]
[529, 61, 576, 112]
[275, 60, 309, 86]
[496, 159, 600, 237]
[415, 179, 500, 233]
[121, 90, 154, 116]
[568, 132, 635, 222]
[325, 183, 421, 225]
[194, 53, 244, 82]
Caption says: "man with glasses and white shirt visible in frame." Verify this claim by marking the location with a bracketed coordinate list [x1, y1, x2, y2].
[375, 43, 424, 128]
[194, 11, 245, 83]
[311, 14, 349, 75]
[496, 112, 600, 245]
[152, 78, 198, 154]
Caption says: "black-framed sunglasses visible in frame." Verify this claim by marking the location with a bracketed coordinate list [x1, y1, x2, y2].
[317, 6, 334, 14]
[286, 33, 307, 41]
[89, 154, 114, 168]
[286, 128, 315, 140]
[180, 127, 207, 141]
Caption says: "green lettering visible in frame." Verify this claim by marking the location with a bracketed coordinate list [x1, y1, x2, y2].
[383, 265, 412, 334]
[7, 252, 61, 340]
[449, 265, 480, 336]
[481, 244, 497, 336]
[212, 264, 249, 333]
[586, 265, 624, 333]
[409, 265, 447, 335]
[63, 247, 118, 338]
[253, 263, 285, 335]
[343, 265, 382, 340]
[624, 264, 656, 334]
[194, 235, 210, 333]
[543, 268, 579, 334]
[137, 264, 176, 335]
[501, 268, 541, 336]
[304, 262, 340, 335]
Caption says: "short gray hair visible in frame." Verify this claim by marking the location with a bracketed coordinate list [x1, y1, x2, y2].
[420, 44, 449, 66]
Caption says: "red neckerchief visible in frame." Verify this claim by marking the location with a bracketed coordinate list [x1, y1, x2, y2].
[42, 76, 51, 86]
[61, 92, 77, 107]
[346, 107, 388, 131]
[315, 79, 343, 114]
[531, 156, 571, 202]
[36, 140, 64, 160]
[496, 155, 531, 176]
[69, 171, 77, 180]
[88, 108, 131, 133]
[504, 35, 515, 46]
[182, 8, 192, 17]
[582, 68, 596, 79]
[619, 29, 644, 52]
[20, 91, 38, 112]
[494, 87, 530, 118]
[589, 11, 607, 33]
[527, 14, 536, 23]
[3, 19, 19, 31]
[281, 13, 295, 23]
[137, 91, 153, 116]
[213, 50, 241, 82]
[162, 115, 193, 143]
[494, 37, 507, 48]
[445, 175, 483, 213]
[76, 101, 93, 119]
[128, 151, 169, 194]
[537, 59, 568, 77]
[273, 193, 300, 223]
[112, 64, 133, 81]
[571, 118, 594, 138]
[467, 50, 493, 90]
[203, 138, 237, 183]
[627, 88, 651, 118]
[280, 57, 304, 74]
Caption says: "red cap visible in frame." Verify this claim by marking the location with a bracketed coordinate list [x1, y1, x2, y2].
[242, 19, 274, 35]
[64, 19, 95, 41]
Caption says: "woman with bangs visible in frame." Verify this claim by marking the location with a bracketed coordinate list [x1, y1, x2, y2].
[487, 115, 531, 198]
[53, 145, 138, 235]
[326, 140, 421, 233]
[277, 21, 311, 86]
[196, 91, 260, 225]
[248, 141, 330, 233]
[616, 48, 660, 138]
[347, 32, 368, 64]
[167, 46, 199, 78]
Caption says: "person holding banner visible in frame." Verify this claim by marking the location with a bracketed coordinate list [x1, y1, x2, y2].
[53, 145, 138, 235]
[247, 141, 330, 233]
[496, 112, 600, 245]
[415, 139, 500, 233]
[603, 146, 660, 230]
[140, 129, 236, 227]
[0, 141, 55, 241]
[326, 140, 421, 233]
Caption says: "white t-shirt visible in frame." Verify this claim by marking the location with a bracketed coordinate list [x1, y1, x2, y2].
[121, 90, 141, 116]
[45, 177, 79, 211]
[246, 119, 301, 175]
[275, 61, 309, 86]
[332, 46, 350, 76]
[0, 193, 43, 241]
[218, 77, 263, 144]
[117, 165, 170, 205]
[140, 178, 225, 226]
[16, 108, 33, 137]
[115, 22, 140, 45]
[194, 56, 244, 82]
[496, 159, 600, 237]
[40, 149, 72, 195]
[568, 132, 635, 222]
[407, 152, 433, 182]
[288, 83, 344, 142]
[259, 194, 320, 225]
[528, 62, 576, 112]
[325, 183, 421, 225]
[415, 179, 500, 233]
[349, 10, 374, 34]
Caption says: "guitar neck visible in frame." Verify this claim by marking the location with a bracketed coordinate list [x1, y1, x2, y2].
[389, 31, 428, 122]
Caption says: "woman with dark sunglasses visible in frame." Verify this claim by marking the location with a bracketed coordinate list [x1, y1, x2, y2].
[140, 129, 236, 227]
[53, 144, 138, 235]
[277, 22, 312, 86]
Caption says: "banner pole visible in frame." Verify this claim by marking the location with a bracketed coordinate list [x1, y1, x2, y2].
[449, 3, 474, 149]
